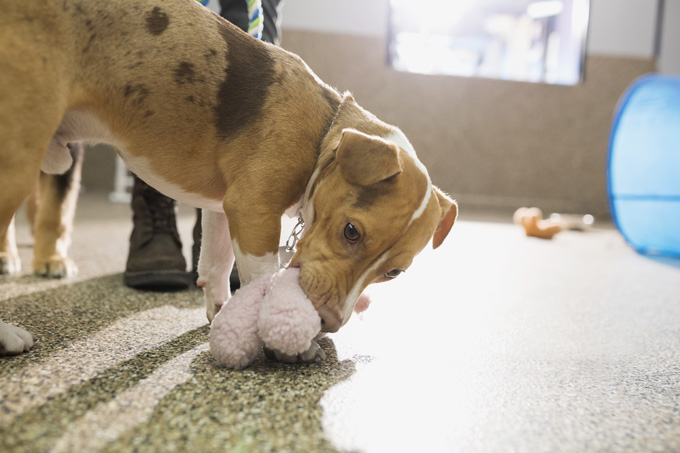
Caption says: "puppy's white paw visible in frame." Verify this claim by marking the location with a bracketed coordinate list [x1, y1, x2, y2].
[264, 339, 326, 364]
[0, 251, 21, 275]
[34, 256, 78, 278]
[0, 320, 36, 356]
[199, 278, 229, 322]
[203, 289, 225, 322]
[206, 300, 223, 323]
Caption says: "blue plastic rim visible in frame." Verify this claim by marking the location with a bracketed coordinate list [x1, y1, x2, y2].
[607, 74, 680, 258]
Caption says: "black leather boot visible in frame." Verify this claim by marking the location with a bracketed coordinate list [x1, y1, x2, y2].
[191, 208, 202, 286]
[190, 208, 241, 290]
[124, 176, 191, 290]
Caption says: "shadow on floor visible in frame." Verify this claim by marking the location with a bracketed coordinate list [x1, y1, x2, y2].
[1, 275, 356, 452]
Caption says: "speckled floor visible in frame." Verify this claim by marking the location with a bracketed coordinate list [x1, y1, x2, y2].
[2, 193, 680, 452]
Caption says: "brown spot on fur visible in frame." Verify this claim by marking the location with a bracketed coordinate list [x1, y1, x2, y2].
[272, 73, 285, 87]
[97, 11, 114, 27]
[205, 49, 218, 59]
[352, 179, 396, 209]
[82, 33, 97, 54]
[214, 21, 275, 140]
[123, 83, 150, 107]
[145, 7, 169, 36]
[174, 62, 196, 85]
[144, 110, 155, 118]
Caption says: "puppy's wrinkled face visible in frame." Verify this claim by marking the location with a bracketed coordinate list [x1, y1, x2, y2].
[290, 129, 457, 332]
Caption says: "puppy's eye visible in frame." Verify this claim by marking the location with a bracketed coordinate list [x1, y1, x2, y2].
[385, 269, 403, 279]
[344, 223, 360, 242]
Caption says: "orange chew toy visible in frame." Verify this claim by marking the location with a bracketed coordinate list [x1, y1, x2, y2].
[513, 207, 563, 240]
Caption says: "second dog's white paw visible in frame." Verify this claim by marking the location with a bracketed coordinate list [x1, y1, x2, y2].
[0, 251, 21, 275]
[33, 256, 78, 278]
[0, 320, 36, 356]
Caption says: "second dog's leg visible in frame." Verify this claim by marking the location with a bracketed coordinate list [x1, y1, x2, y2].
[197, 210, 236, 322]
[32, 143, 84, 278]
[0, 217, 21, 275]
[0, 320, 36, 356]
[0, 136, 48, 355]
[0, 173, 38, 276]
[0, 188, 39, 354]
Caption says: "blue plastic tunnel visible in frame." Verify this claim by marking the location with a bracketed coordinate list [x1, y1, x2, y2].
[608, 74, 680, 257]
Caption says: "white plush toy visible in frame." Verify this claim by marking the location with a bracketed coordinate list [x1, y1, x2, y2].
[209, 267, 322, 369]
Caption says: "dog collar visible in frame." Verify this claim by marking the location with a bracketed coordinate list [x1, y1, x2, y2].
[286, 93, 345, 252]
[284, 214, 305, 252]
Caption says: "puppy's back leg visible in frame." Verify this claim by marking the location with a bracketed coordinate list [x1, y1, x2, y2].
[32, 143, 84, 278]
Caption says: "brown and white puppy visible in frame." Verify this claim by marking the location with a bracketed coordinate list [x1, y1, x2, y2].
[0, 0, 456, 357]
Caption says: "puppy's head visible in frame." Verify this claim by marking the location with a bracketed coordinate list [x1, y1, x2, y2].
[290, 127, 457, 333]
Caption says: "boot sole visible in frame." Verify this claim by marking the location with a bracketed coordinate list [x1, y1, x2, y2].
[124, 270, 193, 290]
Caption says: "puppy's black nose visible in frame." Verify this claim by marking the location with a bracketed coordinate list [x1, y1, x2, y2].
[317, 305, 341, 333]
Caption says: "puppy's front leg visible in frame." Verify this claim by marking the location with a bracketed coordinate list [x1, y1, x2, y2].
[224, 196, 326, 363]
[223, 196, 281, 286]
[197, 210, 235, 321]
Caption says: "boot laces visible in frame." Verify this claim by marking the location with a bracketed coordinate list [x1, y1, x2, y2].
[148, 195, 177, 233]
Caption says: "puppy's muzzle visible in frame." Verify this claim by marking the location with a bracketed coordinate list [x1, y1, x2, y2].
[289, 261, 341, 332]
[317, 305, 341, 333]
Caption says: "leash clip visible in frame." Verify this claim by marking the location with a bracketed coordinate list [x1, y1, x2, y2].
[285, 215, 305, 252]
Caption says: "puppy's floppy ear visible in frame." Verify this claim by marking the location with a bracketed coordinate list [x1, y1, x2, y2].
[432, 186, 457, 249]
[336, 129, 403, 186]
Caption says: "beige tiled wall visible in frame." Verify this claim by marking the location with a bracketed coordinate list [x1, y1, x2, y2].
[82, 29, 655, 218]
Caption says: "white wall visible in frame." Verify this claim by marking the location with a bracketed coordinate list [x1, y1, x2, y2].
[587, 0, 658, 57]
[280, 0, 660, 58]
[281, 0, 389, 37]
[204, 0, 674, 68]
[659, 0, 680, 74]
[204, 0, 221, 14]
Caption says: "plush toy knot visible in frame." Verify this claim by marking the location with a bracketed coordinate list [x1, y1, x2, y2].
[257, 267, 321, 356]
[209, 267, 321, 370]
[209, 274, 270, 370]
